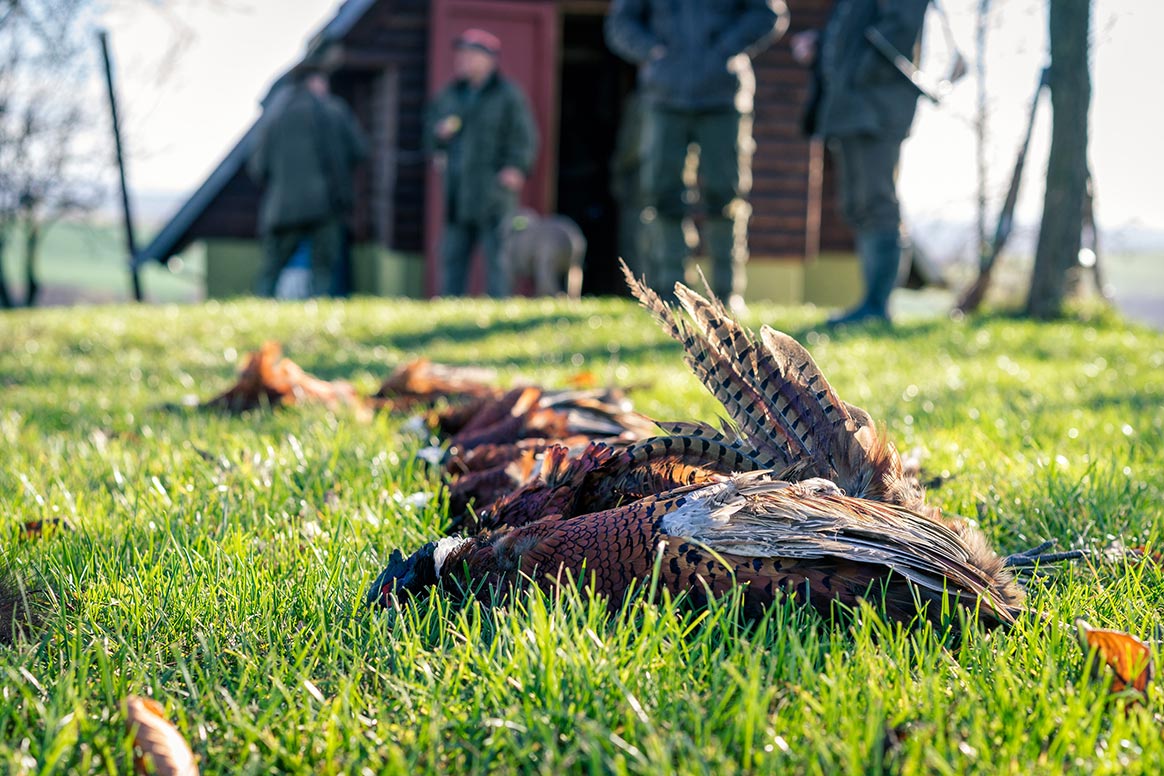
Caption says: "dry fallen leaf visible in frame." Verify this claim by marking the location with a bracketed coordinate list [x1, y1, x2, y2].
[565, 370, 599, 389]
[1131, 545, 1164, 566]
[125, 696, 200, 776]
[1102, 541, 1164, 566]
[1076, 619, 1154, 697]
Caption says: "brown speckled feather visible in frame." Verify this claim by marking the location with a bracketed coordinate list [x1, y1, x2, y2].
[419, 473, 1022, 628]
[447, 441, 541, 476]
[447, 387, 543, 450]
[447, 465, 522, 521]
[478, 441, 732, 530]
[622, 262, 918, 507]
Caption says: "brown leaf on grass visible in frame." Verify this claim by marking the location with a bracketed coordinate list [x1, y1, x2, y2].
[565, 370, 599, 389]
[125, 696, 200, 776]
[1100, 541, 1164, 568]
[202, 342, 369, 419]
[1076, 619, 1154, 697]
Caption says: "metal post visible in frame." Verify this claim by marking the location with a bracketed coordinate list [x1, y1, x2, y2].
[98, 29, 143, 302]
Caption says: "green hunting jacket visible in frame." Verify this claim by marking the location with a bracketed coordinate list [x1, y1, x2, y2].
[803, 0, 930, 140]
[426, 72, 539, 225]
[605, 0, 786, 112]
[248, 85, 368, 233]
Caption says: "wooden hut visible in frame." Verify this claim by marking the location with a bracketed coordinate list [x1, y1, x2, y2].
[139, 0, 862, 305]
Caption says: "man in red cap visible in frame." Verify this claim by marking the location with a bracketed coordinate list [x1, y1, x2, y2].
[426, 29, 539, 297]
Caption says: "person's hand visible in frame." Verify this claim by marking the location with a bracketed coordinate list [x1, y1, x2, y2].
[498, 166, 526, 192]
[790, 30, 818, 66]
[648, 45, 666, 61]
[435, 115, 462, 141]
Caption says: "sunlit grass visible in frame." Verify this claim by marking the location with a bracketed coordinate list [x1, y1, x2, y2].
[1, 296, 1163, 774]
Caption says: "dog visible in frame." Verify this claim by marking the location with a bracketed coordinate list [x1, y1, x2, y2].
[500, 208, 586, 300]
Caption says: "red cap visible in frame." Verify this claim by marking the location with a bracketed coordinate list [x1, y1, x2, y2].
[455, 28, 501, 56]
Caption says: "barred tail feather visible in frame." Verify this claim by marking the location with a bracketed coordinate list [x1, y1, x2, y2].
[622, 261, 800, 469]
[622, 428, 770, 474]
[670, 285, 805, 465]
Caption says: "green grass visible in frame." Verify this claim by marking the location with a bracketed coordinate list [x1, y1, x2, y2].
[2, 296, 1163, 774]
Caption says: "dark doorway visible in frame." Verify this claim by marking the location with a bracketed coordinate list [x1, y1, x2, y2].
[556, 13, 637, 295]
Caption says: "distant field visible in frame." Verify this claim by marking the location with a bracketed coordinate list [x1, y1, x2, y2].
[1, 221, 202, 305]
[3, 220, 1161, 327]
[1104, 254, 1164, 329]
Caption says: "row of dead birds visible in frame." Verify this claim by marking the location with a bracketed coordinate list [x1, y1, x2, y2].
[203, 266, 1087, 633]
[2, 268, 1146, 776]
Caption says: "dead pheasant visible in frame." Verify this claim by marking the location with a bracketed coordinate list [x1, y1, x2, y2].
[371, 358, 500, 414]
[439, 385, 654, 453]
[616, 266, 1078, 571]
[467, 265, 930, 533]
[202, 341, 368, 418]
[621, 265, 928, 510]
[368, 472, 1025, 628]
[425, 385, 658, 522]
[369, 268, 1075, 625]
[475, 439, 736, 532]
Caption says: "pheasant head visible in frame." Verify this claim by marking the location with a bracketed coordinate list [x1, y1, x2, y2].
[365, 538, 474, 607]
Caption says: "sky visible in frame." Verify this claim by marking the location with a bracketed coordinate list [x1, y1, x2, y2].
[898, 0, 1163, 251]
[98, 0, 1163, 249]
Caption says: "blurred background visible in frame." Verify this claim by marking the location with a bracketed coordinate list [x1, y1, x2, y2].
[0, 0, 1158, 324]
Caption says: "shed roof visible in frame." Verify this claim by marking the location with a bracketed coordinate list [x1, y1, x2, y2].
[136, 0, 380, 266]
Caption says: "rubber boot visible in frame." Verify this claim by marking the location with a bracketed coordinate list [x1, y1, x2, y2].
[704, 216, 746, 303]
[828, 229, 901, 326]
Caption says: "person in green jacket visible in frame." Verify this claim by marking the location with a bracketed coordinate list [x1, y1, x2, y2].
[248, 64, 368, 298]
[792, 0, 930, 325]
[427, 29, 539, 297]
[605, 0, 787, 305]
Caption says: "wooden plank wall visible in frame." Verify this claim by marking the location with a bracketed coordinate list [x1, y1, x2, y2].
[185, 167, 261, 241]
[752, 0, 851, 257]
[344, 0, 429, 253]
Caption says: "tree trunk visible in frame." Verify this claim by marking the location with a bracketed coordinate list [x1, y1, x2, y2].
[0, 233, 12, 309]
[1026, 0, 1091, 319]
[23, 220, 40, 307]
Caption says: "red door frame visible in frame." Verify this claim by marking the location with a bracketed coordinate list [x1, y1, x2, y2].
[425, 0, 560, 296]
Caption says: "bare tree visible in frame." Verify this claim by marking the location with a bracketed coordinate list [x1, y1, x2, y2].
[0, 0, 102, 307]
[0, 0, 227, 306]
[1026, 0, 1091, 318]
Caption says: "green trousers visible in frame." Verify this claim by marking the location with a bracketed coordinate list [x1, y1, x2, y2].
[640, 106, 754, 299]
[255, 218, 342, 298]
[441, 219, 508, 298]
[829, 134, 903, 234]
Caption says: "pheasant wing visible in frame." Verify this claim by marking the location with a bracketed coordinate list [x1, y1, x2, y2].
[655, 473, 1021, 624]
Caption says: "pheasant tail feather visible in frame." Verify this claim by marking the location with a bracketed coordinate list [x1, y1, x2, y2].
[623, 260, 914, 504]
